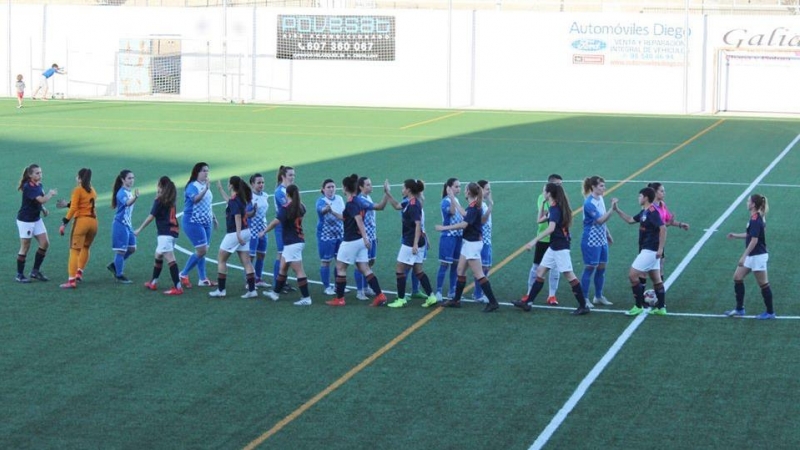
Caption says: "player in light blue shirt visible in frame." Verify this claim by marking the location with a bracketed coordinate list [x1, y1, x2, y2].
[249, 173, 270, 287]
[179, 162, 218, 287]
[580, 176, 614, 307]
[316, 179, 344, 295]
[436, 178, 465, 300]
[31, 63, 65, 100]
[108, 170, 139, 283]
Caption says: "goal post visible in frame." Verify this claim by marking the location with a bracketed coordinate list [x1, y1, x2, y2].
[64, 37, 245, 102]
[714, 47, 800, 115]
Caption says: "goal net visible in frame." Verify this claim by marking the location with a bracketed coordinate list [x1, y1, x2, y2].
[715, 48, 800, 114]
[64, 37, 245, 102]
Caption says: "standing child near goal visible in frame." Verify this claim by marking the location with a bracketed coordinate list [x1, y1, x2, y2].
[31, 64, 66, 101]
[15, 75, 25, 108]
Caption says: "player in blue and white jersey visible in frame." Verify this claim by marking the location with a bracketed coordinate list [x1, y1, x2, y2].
[580, 176, 615, 308]
[436, 178, 465, 301]
[15, 163, 57, 283]
[436, 182, 500, 312]
[249, 173, 270, 287]
[316, 179, 344, 295]
[272, 165, 295, 292]
[471, 180, 494, 303]
[179, 162, 218, 288]
[326, 174, 387, 307]
[108, 169, 139, 284]
[611, 187, 666, 316]
[724, 194, 773, 319]
[513, 183, 591, 315]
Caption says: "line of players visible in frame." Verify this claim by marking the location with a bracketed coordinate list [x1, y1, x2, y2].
[15, 163, 774, 318]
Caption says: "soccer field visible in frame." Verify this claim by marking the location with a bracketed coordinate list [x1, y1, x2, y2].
[2, 100, 800, 449]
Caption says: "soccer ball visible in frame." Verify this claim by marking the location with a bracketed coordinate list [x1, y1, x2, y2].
[643, 289, 657, 306]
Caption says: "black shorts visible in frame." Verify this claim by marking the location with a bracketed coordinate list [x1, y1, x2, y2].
[534, 241, 550, 265]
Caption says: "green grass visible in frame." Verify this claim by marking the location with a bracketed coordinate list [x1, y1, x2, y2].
[2, 99, 799, 449]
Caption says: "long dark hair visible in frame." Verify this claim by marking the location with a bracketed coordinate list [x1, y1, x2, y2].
[157, 176, 177, 207]
[403, 178, 425, 196]
[276, 165, 294, 187]
[111, 169, 132, 208]
[186, 162, 208, 189]
[442, 177, 458, 198]
[342, 174, 359, 196]
[229, 176, 252, 204]
[545, 182, 572, 230]
[18, 164, 40, 191]
[285, 184, 304, 221]
[78, 168, 93, 193]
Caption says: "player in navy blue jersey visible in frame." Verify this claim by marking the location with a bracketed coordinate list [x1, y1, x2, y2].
[724, 194, 773, 319]
[513, 183, 591, 315]
[271, 166, 296, 293]
[326, 174, 388, 307]
[315, 179, 344, 296]
[15, 164, 57, 283]
[134, 176, 183, 295]
[208, 176, 257, 299]
[383, 179, 438, 308]
[353, 176, 391, 300]
[108, 170, 139, 284]
[261, 184, 313, 306]
[436, 177, 465, 301]
[611, 187, 667, 316]
[435, 182, 501, 312]
[471, 180, 494, 304]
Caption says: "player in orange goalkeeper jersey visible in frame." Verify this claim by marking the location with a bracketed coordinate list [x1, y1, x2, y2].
[58, 168, 98, 288]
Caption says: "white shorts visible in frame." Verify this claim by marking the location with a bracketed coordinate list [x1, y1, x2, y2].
[632, 249, 660, 273]
[219, 229, 251, 254]
[17, 219, 47, 239]
[156, 235, 177, 254]
[540, 247, 574, 273]
[460, 240, 483, 261]
[397, 244, 425, 266]
[337, 239, 369, 265]
[744, 253, 768, 272]
[283, 242, 304, 262]
[39, 75, 48, 87]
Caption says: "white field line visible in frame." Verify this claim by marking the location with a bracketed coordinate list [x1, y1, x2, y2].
[528, 133, 800, 450]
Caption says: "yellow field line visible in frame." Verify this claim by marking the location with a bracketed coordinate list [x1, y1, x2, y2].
[241, 118, 725, 449]
[242, 307, 444, 450]
[251, 106, 278, 113]
[399, 111, 464, 130]
[486, 118, 726, 277]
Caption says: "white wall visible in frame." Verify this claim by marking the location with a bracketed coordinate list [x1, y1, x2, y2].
[3, 6, 800, 114]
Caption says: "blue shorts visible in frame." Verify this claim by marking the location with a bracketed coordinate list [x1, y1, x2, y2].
[368, 238, 377, 260]
[318, 238, 340, 262]
[438, 235, 462, 264]
[581, 242, 609, 266]
[111, 221, 136, 252]
[274, 224, 284, 252]
[183, 218, 211, 248]
[249, 233, 268, 256]
[480, 243, 492, 267]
